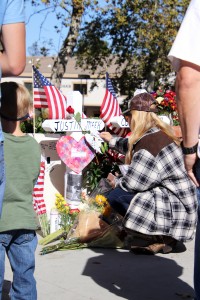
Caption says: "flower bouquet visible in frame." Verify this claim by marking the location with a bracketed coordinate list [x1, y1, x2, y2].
[152, 87, 179, 126]
[39, 193, 79, 246]
[40, 193, 125, 255]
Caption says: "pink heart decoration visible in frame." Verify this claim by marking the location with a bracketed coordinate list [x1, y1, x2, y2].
[56, 136, 95, 174]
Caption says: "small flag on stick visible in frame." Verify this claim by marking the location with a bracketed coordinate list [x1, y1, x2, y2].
[100, 72, 127, 137]
[33, 161, 49, 236]
[33, 65, 67, 119]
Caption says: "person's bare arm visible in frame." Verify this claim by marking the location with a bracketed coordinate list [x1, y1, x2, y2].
[176, 60, 200, 185]
[0, 22, 26, 76]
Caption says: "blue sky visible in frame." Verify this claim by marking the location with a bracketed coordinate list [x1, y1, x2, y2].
[25, 1, 106, 56]
[25, 2, 67, 55]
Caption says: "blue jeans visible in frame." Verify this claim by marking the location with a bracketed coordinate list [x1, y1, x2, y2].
[0, 67, 5, 217]
[194, 159, 200, 300]
[0, 134, 5, 217]
[106, 187, 136, 216]
[194, 188, 200, 300]
[0, 230, 37, 300]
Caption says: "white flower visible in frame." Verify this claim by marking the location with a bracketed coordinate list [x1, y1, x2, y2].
[156, 96, 164, 104]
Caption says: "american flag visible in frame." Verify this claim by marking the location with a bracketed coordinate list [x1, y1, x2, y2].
[33, 65, 67, 119]
[33, 161, 47, 215]
[82, 112, 87, 118]
[100, 72, 127, 137]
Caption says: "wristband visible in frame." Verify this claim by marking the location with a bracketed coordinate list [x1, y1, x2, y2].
[181, 141, 198, 155]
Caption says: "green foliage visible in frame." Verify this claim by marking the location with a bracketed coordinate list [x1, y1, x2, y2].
[83, 160, 103, 192]
[20, 116, 45, 134]
[28, 41, 52, 57]
[29, 0, 190, 97]
[35, 116, 46, 133]
[20, 120, 34, 133]
[83, 149, 122, 194]
[100, 142, 108, 154]
[74, 112, 81, 123]
[76, 0, 190, 95]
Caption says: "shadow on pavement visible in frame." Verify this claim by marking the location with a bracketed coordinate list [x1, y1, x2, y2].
[82, 248, 194, 300]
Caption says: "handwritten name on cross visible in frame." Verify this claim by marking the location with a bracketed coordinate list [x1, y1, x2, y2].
[42, 118, 105, 133]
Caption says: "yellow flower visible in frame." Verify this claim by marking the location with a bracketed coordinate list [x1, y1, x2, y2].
[55, 193, 69, 213]
[65, 205, 70, 214]
[95, 194, 107, 207]
[55, 193, 65, 202]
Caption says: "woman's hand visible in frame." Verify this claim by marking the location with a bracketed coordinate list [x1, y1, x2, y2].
[100, 132, 113, 142]
[107, 173, 117, 188]
[184, 153, 199, 187]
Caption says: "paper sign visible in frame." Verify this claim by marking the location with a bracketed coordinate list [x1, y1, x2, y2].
[85, 133, 103, 153]
[56, 136, 95, 173]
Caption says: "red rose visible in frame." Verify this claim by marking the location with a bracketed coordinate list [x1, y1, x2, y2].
[69, 208, 80, 214]
[66, 106, 75, 114]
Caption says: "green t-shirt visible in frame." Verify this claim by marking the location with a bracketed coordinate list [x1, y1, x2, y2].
[0, 133, 41, 232]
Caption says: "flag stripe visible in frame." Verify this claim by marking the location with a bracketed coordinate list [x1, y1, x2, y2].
[101, 93, 121, 125]
[33, 162, 47, 215]
[100, 72, 127, 137]
[33, 88, 48, 108]
[82, 112, 87, 118]
[47, 86, 66, 119]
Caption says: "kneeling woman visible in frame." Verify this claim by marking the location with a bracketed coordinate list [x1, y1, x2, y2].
[100, 92, 197, 254]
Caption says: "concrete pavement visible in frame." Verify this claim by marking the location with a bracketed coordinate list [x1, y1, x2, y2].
[3, 233, 195, 300]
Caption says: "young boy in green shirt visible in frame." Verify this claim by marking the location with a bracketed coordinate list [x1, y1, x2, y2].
[0, 82, 41, 300]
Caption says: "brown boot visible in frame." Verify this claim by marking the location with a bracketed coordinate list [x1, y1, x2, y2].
[162, 236, 177, 254]
[130, 236, 177, 255]
[130, 243, 166, 255]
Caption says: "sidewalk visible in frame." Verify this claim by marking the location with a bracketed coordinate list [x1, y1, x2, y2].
[3, 234, 195, 300]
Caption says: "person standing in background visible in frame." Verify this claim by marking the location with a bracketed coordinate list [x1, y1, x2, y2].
[168, 0, 200, 299]
[0, 0, 26, 215]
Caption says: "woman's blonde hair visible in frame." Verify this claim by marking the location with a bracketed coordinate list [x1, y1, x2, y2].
[125, 110, 180, 164]
[0, 81, 31, 120]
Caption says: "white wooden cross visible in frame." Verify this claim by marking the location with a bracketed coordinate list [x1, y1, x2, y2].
[42, 91, 105, 208]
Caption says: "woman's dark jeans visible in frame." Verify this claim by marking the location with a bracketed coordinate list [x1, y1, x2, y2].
[105, 187, 136, 216]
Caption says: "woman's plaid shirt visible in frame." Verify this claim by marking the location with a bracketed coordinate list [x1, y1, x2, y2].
[109, 128, 197, 242]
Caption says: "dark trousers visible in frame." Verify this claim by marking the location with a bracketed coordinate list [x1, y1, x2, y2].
[106, 187, 136, 216]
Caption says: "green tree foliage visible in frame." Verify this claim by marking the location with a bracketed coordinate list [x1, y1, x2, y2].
[76, 0, 190, 95]
[29, 0, 190, 94]
[28, 0, 101, 88]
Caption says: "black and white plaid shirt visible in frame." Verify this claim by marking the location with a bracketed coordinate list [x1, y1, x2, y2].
[109, 128, 197, 242]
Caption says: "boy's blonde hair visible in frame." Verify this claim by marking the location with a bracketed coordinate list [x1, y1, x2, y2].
[125, 110, 180, 164]
[0, 81, 31, 121]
